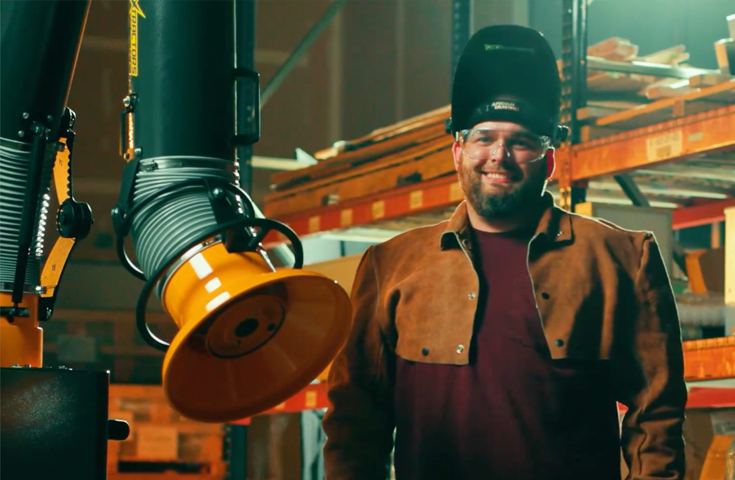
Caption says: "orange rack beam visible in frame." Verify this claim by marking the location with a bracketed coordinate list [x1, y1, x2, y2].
[672, 198, 735, 230]
[265, 105, 735, 244]
[557, 103, 735, 187]
[683, 337, 735, 382]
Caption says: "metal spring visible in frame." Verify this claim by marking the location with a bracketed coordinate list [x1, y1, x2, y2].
[130, 157, 240, 295]
[0, 138, 56, 290]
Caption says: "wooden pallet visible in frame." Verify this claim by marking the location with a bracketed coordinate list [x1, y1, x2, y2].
[108, 384, 227, 479]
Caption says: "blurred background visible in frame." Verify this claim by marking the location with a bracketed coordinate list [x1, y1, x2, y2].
[17, 1, 733, 479]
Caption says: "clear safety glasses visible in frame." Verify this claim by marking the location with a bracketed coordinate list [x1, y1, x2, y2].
[459, 127, 551, 163]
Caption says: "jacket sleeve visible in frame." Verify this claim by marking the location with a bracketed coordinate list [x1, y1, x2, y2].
[323, 246, 395, 480]
[616, 234, 687, 480]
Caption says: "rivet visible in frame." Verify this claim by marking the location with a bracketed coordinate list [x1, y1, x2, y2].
[541, 292, 550, 300]
[456, 344, 464, 354]
[468, 292, 476, 300]
[555, 339, 564, 347]
[421, 347, 429, 356]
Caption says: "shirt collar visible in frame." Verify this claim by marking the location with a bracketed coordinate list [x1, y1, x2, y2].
[440, 191, 573, 249]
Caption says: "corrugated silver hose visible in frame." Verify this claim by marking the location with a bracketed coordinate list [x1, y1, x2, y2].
[130, 157, 240, 293]
[0, 137, 55, 289]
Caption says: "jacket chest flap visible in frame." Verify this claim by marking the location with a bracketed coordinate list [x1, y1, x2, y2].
[526, 244, 619, 361]
[390, 249, 478, 365]
[389, 242, 619, 364]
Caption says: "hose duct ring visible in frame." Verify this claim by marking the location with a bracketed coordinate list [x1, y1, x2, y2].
[135, 216, 304, 352]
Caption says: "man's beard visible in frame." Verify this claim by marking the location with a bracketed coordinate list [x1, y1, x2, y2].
[461, 165, 547, 220]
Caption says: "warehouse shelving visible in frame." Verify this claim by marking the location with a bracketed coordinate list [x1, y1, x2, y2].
[261, 33, 735, 391]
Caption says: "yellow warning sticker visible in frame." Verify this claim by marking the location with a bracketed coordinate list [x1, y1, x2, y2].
[305, 391, 317, 408]
[340, 209, 353, 227]
[450, 182, 464, 201]
[372, 201, 385, 219]
[409, 190, 423, 210]
[129, 0, 146, 77]
[645, 130, 683, 162]
[308, 216, 320, 233]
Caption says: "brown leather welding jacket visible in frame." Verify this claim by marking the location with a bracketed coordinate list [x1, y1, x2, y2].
[323, 192, 687, 480]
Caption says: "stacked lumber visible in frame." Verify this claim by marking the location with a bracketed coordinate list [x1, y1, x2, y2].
[264, 106, 455, 219]
[579, 37, 728, 98]
[572, 37, 735, 141]
[108, 385, 227, 480]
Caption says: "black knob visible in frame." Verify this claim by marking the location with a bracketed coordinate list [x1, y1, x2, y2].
[108, 419, 130, 441]
[57, 199, 94, 239]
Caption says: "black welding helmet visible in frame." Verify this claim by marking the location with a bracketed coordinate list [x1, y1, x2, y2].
[448, 25, 566, 141]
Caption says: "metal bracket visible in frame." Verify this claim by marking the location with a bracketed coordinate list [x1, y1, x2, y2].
[120, 93, 138, 159]
[261, 0, 348, 107]
[1, 307, 30, 320]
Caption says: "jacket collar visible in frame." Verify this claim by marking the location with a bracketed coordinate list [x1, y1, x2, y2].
[440, 191, 573, 249]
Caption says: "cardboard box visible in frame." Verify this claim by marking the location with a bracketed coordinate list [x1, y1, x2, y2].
[684, 407, 735, 480]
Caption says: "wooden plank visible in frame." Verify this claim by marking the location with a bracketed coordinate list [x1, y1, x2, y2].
[314, 105, 450, 160]
[587, 37, 638, 61]
[587, 71, 652, 92]
[642, 82, 696, 100]
[271, 121, 448, 191]
[636, 45, 689, 65]
[345, 104, 450, 147]
[577, 104, 630, 123]
[267, 134, 451, 202]
[595, 79, 735, 128]
[689, 73, 733, 88]
[264, 143, 454, 218]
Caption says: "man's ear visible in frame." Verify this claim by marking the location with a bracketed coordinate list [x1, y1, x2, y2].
[545, 148, 556, 179]
[452, 141, 463, 172]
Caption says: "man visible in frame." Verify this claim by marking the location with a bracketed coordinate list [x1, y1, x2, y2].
[323, 25, 686, 480]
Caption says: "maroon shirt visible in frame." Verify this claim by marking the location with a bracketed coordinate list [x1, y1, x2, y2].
[393, 226, 621, 480]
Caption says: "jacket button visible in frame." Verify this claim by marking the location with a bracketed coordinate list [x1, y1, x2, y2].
[555, 339, 564, 347]
[422, 347, 429, 356]
[468, 292, 476, 300]
[456, 344, 465, 354]
[541, 292, 550, 300]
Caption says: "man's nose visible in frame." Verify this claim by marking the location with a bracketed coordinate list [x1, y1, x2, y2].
[488, 141, 509, 163]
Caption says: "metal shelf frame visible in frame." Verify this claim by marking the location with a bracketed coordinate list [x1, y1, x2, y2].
[262, 3, 735, 384]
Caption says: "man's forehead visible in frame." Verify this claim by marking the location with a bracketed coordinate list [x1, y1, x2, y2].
[470, 121, 533, 134]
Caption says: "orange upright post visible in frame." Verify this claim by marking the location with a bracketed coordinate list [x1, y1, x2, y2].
[0, 293, 43, 367]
